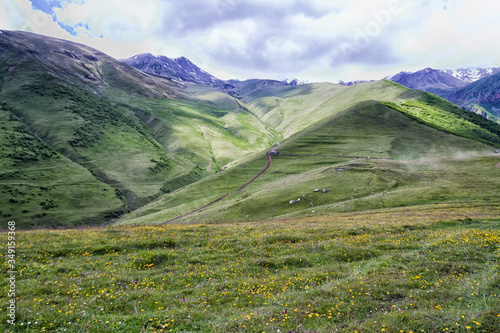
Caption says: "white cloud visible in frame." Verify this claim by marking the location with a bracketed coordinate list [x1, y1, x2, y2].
[0, 0, 62, 36]
[1, 0, 499, 82]
[54, 0, 163, 40]
[395, 0, 500, 70]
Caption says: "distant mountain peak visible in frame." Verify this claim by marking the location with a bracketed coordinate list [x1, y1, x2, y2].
[385, 66, 500, 121]
[442, 67, 500, 83]
[282, 78, 308, 86]
[121, 53, 222, 86]
[338, 80, 374, 86]
[384, 71, 413, 81]
[386, 67, 500, 87]
[385, 67, 469, 98]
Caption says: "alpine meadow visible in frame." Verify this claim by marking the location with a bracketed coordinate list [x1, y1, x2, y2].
[0, 29, 499, 333]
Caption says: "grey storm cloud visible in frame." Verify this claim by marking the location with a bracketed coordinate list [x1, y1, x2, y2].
[12, 0, 496, 82]
[155, 0, 408, 77]
[159, 0, 334, 35]
[205, 33, 345, 73]
[20, 0, 410, 79]
[329, 34, 402, 68]
[155, 0, 351, 75]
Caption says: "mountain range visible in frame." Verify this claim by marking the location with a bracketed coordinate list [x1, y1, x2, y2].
[1, 30, 500, 229]
[122, 52, 500, 122]
[386, 67, 500, 121]
[121, 53, 223, 86]
[121, 53, 309, 98]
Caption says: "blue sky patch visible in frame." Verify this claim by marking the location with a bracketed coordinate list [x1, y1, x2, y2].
[28, 0, 92, 36]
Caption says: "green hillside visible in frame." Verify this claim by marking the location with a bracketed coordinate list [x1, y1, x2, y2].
[1, 30, 500, 229]
[243, 80, 416, 138]
[0, 30, 278, 228]
[448, 72, 500, 120]
[118, 100, 500, 225]
[0, 107, 124, 228]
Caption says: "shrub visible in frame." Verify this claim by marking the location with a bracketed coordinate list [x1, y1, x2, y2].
[282, 255, 312, 267]
[133, 250, 178, 270]
[132, 238, 176, 249]
[265, 235, 305, 244]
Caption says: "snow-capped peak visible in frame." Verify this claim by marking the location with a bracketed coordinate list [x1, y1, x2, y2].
[441, 67, 500, 82]
[282, 78, 308, 86]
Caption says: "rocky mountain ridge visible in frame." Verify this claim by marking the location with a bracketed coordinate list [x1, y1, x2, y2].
[121, 53, 223, 86]
[442, 67, 500, 82]
[387, 67, 500, 121]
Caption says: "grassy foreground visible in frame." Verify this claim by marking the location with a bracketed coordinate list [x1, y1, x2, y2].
[2, 207, 500, 332]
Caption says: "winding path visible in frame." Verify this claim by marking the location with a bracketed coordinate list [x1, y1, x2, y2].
[163, 153, 272, 224]
[277, 152, 384, 160]
[162, 148, 388, 224]
[163, 149, 500, 224]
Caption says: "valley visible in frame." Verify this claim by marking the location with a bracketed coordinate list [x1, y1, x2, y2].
[0, 29, 499, 333]
[1, 31, 500, 229]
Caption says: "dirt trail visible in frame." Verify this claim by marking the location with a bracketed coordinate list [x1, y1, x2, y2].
[277, 152, 383, 159]
[163, 153, 272, 224]
[162, 146, 391, 224]
[496, 162, 500, 168]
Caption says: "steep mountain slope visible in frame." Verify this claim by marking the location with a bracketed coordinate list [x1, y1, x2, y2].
[118, 82, 500, 225]
[448, 72, 500, 120]
[0, 107, 124, 228]
[0, 31, 184, 99]
[387, 67, 500, 122]
[387, 68, 467, 98]
[2, 30, 500, 228]
[121, 53, 223, 86]
[0, 30, 277, 228]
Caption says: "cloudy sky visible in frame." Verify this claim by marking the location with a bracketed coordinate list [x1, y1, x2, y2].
[1, 0, 499, 82]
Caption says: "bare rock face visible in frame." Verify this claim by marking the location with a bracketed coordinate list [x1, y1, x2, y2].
[387, 67, 500, 120]
[448, 73, 500, 112]
[387, 68, 468, 98]
[121, 53, 223, 86]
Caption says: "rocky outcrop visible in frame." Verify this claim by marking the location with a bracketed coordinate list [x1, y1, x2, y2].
[121, 53, 223, 86]
[387, 68, 467, 98]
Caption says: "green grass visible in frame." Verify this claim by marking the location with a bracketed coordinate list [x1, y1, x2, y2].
[120, 101, 500, 225]
[0, 30, 279, 227]
[243, 80, 413, 138]
[2, 213, 499, 332]
[381, 92, 500, 146]
[2, 31, 500, 229]
[0, 108, 124, 228]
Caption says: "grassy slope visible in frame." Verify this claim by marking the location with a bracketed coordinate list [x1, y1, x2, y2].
[243, 80, 412, 138]
[0, 107, 124, 229]
[0, 31, 278, 227]
[0, 55, 179, 209]
[382, 86, 500, 146]
[119, 100, 500, 225]
[448, 72, 500, 120]
[2, 31, 500, 228]
[3, 213, 499, 332]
